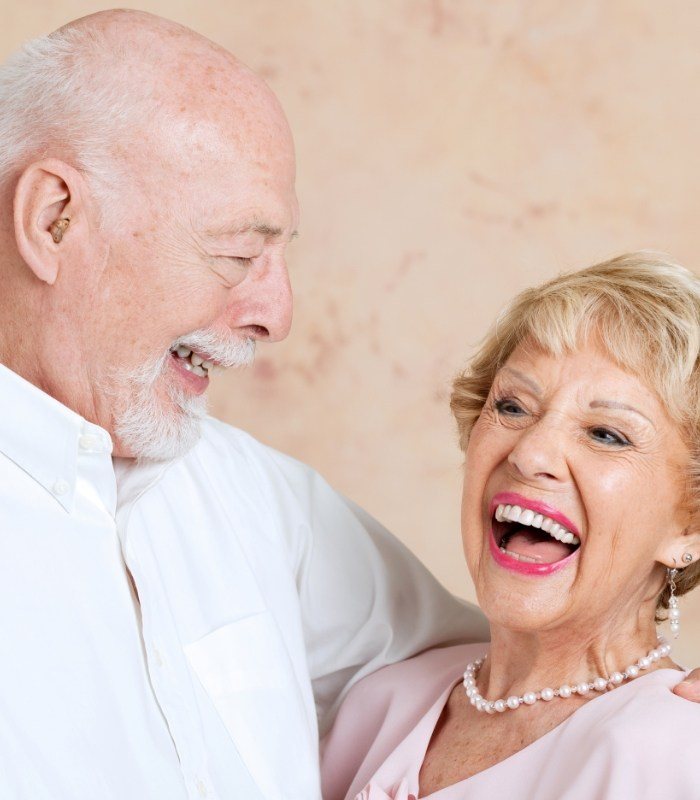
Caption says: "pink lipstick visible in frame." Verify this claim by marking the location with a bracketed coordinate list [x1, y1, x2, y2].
[488, 491, 580, 576]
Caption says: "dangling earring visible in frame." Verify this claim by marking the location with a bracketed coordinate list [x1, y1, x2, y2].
[667, 568, 680, 639]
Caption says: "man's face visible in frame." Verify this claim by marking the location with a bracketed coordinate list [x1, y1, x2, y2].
[76, 110, 299, 459]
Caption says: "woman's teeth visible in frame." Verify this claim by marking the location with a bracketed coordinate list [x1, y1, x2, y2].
[494, 503, 580, 546]
[498, 548, 543, 563]
[172, 346, 214, 378]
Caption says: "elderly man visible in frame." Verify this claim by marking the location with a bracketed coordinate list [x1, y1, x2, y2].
[0, 10, 485, 800]
[0, 9, 696, 800]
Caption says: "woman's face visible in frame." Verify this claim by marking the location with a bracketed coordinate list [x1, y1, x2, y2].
[462, 338, 691, 636]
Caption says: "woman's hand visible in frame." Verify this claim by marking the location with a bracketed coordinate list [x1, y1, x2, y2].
[673, 669, 700, 701]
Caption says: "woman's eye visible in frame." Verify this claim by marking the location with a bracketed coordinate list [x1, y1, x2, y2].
[588, 426, 630, 447]
[494, 398, 526, 416]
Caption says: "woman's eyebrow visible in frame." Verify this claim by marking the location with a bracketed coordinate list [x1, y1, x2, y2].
[499, 367, 542, 396]
[589, 399, 654, 426]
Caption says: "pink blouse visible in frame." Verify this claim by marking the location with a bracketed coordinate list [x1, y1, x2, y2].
[321, 644, 699, 800]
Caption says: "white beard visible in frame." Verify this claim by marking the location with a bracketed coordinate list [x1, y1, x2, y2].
[113, 330, 255, 461]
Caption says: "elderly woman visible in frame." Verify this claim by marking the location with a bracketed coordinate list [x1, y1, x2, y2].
[321, 253, 700, 799]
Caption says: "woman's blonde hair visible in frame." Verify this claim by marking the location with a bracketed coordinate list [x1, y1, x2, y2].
[450, 252, 700, 610]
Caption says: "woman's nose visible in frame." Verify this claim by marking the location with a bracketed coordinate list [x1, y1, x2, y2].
[506, 416, 568, 483]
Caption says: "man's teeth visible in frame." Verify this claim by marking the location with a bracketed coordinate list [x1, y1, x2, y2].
[171, 346, 214, 377]
[494, 503, 580, 546]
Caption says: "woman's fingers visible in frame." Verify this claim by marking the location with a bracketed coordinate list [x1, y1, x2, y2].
[673, 669, 700, 701]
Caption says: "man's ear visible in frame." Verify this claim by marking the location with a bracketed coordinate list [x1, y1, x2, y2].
[13, 158, 86, 285]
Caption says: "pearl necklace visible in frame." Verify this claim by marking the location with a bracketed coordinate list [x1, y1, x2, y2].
[463, 638, 671, 714]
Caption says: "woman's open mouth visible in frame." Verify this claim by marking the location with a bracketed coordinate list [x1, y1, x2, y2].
[489, 493, 581, 575]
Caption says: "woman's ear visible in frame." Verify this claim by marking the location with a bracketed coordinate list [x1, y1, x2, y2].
[13, 158, 86, 285]
[655, 524, 700, 570]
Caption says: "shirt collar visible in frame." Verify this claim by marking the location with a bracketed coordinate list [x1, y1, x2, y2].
[0, 364, 113, 512]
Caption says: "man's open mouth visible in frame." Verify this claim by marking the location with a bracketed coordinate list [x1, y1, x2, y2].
[170, 345, 215, 378]
[492, 502, 581, 565]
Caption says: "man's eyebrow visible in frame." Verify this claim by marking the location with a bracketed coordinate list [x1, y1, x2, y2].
[207, 222, 298, 239]
[590, 399, 654, 425]
[499, 367, 542, 396]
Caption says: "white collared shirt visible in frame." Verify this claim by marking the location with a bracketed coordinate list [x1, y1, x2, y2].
[0, 364, 487, 800]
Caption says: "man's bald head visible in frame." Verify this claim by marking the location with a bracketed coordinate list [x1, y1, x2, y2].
[0, 9, 291, 215]
[0, 10, 297, 459]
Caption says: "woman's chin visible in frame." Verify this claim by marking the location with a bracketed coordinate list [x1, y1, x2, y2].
[475, 557, 577, 633]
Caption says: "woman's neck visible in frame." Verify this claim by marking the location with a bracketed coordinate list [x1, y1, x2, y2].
[480, 619, 676, 701]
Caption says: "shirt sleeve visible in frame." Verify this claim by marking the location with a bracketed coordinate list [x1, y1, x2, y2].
[255, 443, 490, 735]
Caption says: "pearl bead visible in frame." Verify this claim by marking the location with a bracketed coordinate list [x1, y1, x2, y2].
[650, 650, 660, 661]
[485, 702, 496, 714]
[610, 672, 624, 685]
[541, 687, 554, 701]
[659, 643, 671, 657]
[669, 608, 680, 621]
[506, 696, 520, 709]
[626, 665, 640, 678]
[638, 657, 651, 670]
[559, 684, 572, 698]
[577, 682, 590, 695]
[593, 677, 608, 691]
[466, 686, 477, 698]
[523, 692, 537, 705]
[494, 699, 506, 712]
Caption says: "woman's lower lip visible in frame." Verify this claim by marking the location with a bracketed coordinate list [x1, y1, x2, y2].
[170, 353, 209, 395]
[488, 531, 578, 576]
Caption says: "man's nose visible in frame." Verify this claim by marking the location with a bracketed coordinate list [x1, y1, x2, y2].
[231, 254, 293, 342]
[506, 415, 568, 484]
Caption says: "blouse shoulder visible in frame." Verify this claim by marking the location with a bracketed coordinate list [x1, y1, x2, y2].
[532, 669, 700, 799]
[320, 644, 485, 800]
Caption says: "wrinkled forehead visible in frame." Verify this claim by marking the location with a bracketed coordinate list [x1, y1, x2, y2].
[497, 325, 688, 428]
[116, 95, 297, 233]
[500, 325, 646, 387]
[126, 78, 294, 173]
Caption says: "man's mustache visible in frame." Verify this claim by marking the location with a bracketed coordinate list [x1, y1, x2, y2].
[169, 328, 256, 369]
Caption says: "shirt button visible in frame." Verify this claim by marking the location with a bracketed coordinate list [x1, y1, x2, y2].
[52, 479, 70, 496]
[195, 778, 209, 797]
[78, 434, 99, 451]
[153, 647, 164, 668]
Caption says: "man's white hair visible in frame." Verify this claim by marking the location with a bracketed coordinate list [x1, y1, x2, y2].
[0, 25, 150, 217]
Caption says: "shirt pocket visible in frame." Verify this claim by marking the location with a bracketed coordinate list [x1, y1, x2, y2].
[184, 611, 319, 800]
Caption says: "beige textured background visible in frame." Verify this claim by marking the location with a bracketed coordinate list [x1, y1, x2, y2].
[4, 2, 700, 665]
